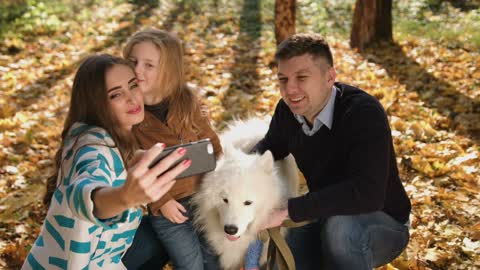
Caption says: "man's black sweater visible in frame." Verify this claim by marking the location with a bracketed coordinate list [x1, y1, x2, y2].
[256, 82, 411, 224]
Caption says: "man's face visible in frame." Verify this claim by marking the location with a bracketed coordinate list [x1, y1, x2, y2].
[277, 54, 336, 123]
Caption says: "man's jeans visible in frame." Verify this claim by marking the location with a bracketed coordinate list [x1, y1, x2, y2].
[150, 196, 221, 270]
[287, 211, 409, 270]
[122, 215, 169, 269]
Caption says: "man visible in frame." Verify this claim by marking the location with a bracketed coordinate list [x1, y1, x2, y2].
[255, 33, 411, 269]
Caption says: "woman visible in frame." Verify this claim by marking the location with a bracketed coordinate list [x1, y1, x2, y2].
[22, 54, 190, 270]
[123, 29, 222, 270]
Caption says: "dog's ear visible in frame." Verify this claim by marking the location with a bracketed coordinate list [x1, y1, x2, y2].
[258, 150, 274, 173]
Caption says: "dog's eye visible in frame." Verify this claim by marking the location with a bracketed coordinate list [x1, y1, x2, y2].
[223, 198, 228, 204]
[244, 201, 252, 206]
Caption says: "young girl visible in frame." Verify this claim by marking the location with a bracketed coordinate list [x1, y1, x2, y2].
[22, 54, 190, 270]
[123, 29, 222, 270]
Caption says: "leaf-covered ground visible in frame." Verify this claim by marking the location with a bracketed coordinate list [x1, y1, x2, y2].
[1, 0, 479, 269]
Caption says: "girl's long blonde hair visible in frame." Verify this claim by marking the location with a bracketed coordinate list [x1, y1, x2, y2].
[123, 28, 200, 136]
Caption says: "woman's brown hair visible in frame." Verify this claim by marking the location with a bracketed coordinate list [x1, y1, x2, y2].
[123, 28, 201, 136]
[44, 54, 138, 207]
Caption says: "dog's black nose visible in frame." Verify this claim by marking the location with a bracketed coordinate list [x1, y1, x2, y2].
[224, 225, 238, 235]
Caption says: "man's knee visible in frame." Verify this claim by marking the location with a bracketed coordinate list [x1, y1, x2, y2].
[321, 215, 368, 256]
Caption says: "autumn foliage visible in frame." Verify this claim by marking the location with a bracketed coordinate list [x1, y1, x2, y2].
[0, 0, 479, 269]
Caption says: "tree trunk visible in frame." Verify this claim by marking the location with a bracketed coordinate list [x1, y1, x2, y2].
[274, 0, 296, 45]
[350, 0, 392, 51]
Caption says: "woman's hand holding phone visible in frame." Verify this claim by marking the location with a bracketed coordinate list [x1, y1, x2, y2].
[120, 143, 191, 208]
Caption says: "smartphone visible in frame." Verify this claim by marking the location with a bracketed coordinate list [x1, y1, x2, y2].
[148, 139, 216, 179]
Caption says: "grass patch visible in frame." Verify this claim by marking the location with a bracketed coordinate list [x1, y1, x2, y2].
[295, 0, 480, 50]
[0, 0, 121, 54]
[2, 0, 478, 54]
[394, 0, 480, 50]
[1, 0, 63, 53]
[297, 0, 354, 38]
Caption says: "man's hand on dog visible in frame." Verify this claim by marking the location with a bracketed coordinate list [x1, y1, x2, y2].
[260, 208, 289, 230]
[160, 199, 188, 223]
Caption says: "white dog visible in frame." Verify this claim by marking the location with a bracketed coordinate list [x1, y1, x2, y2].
[192, 118, 298, 269]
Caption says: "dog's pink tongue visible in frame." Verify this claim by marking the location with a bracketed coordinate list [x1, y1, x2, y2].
[226, 234, 240, 241]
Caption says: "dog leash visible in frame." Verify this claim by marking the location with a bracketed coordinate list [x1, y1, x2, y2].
[260, 219, 310, 270]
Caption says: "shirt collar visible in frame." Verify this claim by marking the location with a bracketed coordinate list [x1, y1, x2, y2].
[294, 86, 337, 135]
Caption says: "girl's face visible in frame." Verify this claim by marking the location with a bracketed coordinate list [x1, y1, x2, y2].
[105, 64, 144, 131]
[127, 41, 161, 100]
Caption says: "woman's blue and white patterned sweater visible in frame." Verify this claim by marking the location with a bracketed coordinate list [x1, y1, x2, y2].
[22, 123, 143, 270]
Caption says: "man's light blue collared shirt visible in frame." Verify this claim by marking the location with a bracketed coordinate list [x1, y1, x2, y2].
[294, 86, 337, 136]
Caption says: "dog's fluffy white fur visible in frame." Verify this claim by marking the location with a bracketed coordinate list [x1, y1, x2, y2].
[192, 118, 298, 269]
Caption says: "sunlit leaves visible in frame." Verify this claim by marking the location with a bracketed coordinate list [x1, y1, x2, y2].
[0, 0, 479, 269]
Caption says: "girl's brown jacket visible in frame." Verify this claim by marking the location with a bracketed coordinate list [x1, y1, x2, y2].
[133, 109, 222, 215]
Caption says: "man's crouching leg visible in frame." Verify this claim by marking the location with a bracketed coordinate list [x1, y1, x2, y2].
[320, 212, 409, 270]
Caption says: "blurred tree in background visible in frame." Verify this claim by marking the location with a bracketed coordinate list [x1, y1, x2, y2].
[350, 0, 393, 50]
[274, 0, 295, 45]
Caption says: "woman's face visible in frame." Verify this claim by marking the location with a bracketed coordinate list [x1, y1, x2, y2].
[127, 41, 161, 100]
[105, 64, 144, 131]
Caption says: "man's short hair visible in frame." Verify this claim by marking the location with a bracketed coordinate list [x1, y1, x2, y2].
[275, 33, 334, 67]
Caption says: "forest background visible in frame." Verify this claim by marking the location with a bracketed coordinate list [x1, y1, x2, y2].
[0, 0, 479, 269]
